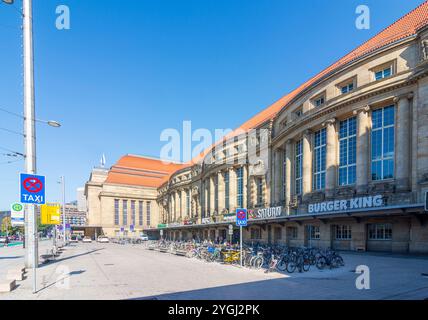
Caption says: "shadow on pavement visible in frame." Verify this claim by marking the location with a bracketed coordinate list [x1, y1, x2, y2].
[39, 248, 105, 268]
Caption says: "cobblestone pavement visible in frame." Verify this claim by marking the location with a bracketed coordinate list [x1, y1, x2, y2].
[1, 242, 428, 300]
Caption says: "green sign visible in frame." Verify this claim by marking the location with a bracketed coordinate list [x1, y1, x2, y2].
[157, 224, 167, 229]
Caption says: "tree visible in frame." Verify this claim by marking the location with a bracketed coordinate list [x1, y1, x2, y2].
[1, 217, 12, 236]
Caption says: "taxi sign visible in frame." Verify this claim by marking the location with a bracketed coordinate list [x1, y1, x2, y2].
[20, 173, 46, 205]
[236, 208, 247, 227]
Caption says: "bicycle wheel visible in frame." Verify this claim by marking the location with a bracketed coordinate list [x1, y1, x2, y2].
[335, 255, 344, 267]
[286, 260, 297, 273]
[253, 257, 264, 269]
[302, 256, 311, 272]
[316, 256, 327, 270]
[276, 257, 287, 272]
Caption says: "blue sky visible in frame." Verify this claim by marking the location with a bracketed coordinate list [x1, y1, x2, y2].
[0, 0, 424, 210]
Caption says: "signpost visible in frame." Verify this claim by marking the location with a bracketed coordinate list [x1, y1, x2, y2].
[236, 209, 247, 267]
[20, 173, 46, 294]
[11, 203, 25, 227]
[40, 203, 61, 225]
[20, 173, 46, 205]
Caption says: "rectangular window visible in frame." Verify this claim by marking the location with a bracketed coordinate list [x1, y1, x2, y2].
[274, 227, 282, 240]
[315, 96, 325, 107]
[236, 167, 244, 208]
[375, 67, 392, 81]
[339, 117, 357, 186]
[206, 181, 211, 216]
[114, 199, 119, 226]
[295, 140, 303, 195]
[257, 178, 264, 206]
[341, 82, 354, 94]
[313, 128, 326, 190]
[224, 171, 230, 210]
[250, 228, 261, 240]
[335, 225, 352, 240]
[138, 201, 143, 226]
[371, 106, 395, 181]
[368, 223, 392, 240]
[131, 200, 136, 226]
[122, 200, 128, 226]
[308, 225, 320, 240]
[146, 201, 151, 227]
[288, 227, 298, 239]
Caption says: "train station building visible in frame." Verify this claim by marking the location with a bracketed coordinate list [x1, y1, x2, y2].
[86, 3, 428, 253]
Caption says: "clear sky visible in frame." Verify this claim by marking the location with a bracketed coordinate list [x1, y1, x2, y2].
[0, 0, 425, 210]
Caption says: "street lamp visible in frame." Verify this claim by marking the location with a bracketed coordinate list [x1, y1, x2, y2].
[2, 0, 38, 294]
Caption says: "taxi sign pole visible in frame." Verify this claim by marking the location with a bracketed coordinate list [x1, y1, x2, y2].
[22, 0, 38, 294]
[240, 225, 243, 267]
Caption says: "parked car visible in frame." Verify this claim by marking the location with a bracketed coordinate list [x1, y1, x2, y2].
[82, 236, 92, 243]
[97, 236, 109, 243]
[0, 237, 9, 246]
[70, 235, 79, 243]
[140, 234, 149, 241]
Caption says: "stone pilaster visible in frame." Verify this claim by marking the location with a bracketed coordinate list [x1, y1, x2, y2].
[229, 168, 237, 210]
[324, 118, 337, 198]
[217, 172, 225, 213]
[273, 149, 282, 204]
[302, 130, 312, 198]
[354, 106, 370, 194]
[395, 93, 413, 191]
[209, 176, 215, 215]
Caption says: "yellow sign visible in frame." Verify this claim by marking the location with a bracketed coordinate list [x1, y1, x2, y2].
[41, 203, 61, 225]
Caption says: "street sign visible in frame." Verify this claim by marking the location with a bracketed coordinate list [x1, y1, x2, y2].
[20, 173, 46, 205]
[236, 208, 247, 227]
[41, 203, 61, 225]
[228, 228, 233, 236]
[160, 229, 164, 236]
[10, 202, 24, 227]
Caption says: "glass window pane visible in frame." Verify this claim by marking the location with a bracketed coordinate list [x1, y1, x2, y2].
[383, 159, 394, 179]
[372, 109, 382, 129]
[371, 130, 382, 160]
[372, 161, 382, 181]
[383, 106, 395, 126]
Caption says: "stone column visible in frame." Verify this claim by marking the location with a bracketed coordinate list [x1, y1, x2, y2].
[218, 171, 225, 213]
[250, 176, 257, 207]
[284, 140, 293, 214]
[209, 176, 215, 215]
[324, 118, 337, 198]
[273, 149, 282, 205]
[395, 93, 413, 191]
[229, 168, 237, 210]
[181, 189, 186, 219]
[243, 166, 248, 208]
[354, 106, 370, 194]
[302, 130, 312, 198]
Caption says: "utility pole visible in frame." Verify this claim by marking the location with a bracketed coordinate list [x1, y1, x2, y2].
[22, 0, 38, 295]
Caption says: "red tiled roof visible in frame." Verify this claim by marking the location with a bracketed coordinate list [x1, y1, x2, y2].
[105, 155, 186, 188]
[108, 2, 428, 188]
[188, 1, 428, 165]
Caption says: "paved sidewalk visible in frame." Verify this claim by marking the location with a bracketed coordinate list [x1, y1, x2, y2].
[1, 243, 428, 300]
